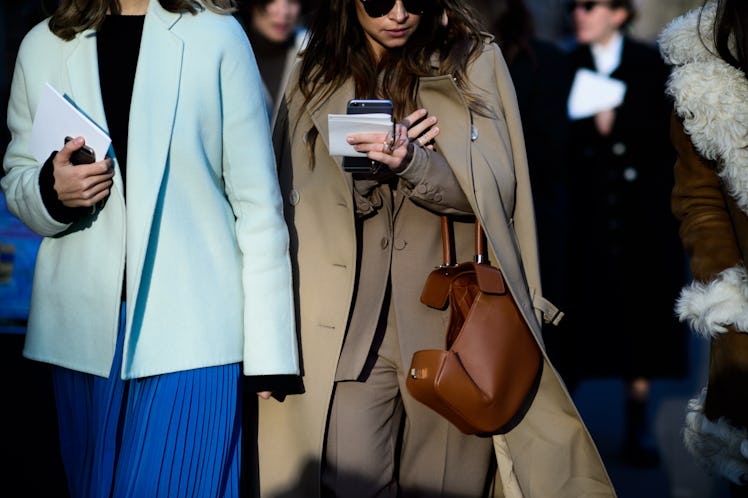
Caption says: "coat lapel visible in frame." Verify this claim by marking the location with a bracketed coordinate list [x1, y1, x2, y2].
[65, 31, 107, 134]
[65, 30, 125, 195]
[661, 1, 748, 217]
[309, 81, 355, 174]
[125, 3, 183, 301]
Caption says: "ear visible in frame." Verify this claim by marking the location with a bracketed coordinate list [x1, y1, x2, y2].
[611, 7, 630, 28]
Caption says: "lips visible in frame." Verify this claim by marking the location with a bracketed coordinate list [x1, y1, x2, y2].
[385, 27, 411, 37]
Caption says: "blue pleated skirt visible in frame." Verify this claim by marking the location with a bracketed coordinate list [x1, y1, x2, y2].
[52, 306, 241, 498]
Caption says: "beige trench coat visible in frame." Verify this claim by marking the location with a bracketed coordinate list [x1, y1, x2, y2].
[257, 42, 616, 498]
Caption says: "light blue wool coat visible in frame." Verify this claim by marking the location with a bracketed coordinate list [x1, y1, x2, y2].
[1, 1, 299, 380]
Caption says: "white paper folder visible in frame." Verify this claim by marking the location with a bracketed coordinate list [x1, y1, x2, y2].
[29, 82, 111, 164]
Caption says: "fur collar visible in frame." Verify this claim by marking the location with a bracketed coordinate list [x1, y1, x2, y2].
[659, 2, 748, 217]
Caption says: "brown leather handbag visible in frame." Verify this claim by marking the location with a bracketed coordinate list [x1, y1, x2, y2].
[406, 216, 543, 436]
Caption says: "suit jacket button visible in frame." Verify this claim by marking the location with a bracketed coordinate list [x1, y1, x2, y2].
[381, 237, 389, 249]
[394, 239, 407, 250]
[289, 189, 300, 205]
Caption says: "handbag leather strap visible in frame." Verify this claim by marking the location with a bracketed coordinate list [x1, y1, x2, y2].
[439, 215, 486, 266]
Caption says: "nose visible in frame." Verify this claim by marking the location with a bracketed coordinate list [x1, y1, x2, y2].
[389, 0, 409, 22]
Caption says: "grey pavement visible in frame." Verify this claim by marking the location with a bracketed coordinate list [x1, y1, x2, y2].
[572, 332, 730, 498]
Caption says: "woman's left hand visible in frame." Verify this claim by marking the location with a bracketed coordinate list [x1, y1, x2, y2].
[347, 122, 412, 171]
[346, 108, 440, 172]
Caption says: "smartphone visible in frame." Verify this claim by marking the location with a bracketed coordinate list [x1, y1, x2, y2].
[342, 99, 394, 173]
[64, 136, 96, 165]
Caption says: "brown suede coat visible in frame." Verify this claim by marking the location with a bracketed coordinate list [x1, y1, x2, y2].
[671, 114, 748, 425]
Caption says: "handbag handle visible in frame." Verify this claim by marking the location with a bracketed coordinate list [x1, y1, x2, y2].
[439, 215, 487, 266]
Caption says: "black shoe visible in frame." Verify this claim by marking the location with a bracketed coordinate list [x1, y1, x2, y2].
[623, 396, 660, 468]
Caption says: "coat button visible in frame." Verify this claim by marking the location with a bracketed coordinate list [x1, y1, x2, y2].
[394, 239, 407, 250]
[623, 167, 638, 182]
[416, 184, 428, 194]
[612, 142, 626, 156]
[381, 237, 389, 249]
[289, 189, 300, 205]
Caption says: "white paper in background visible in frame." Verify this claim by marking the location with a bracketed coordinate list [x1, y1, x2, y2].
[567, 68, 627, 120]
[328, 113, 393, 157]
[30, 82, 111, 164]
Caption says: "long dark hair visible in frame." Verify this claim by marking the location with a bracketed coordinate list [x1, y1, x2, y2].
[297, 0, 487, 120]
[706, 0, 748, 76]
[49, 0, 236, 41]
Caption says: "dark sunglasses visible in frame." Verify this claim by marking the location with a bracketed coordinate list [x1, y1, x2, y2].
[359, 0, 428, 18]
[566, 1, 619, 13]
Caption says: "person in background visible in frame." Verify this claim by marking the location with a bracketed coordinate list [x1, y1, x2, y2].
[468, 0, 573, 369]
[563, 0, 687, 468]
[1, 0, 299, 497]
[256, 0, 615, 496]
[235, 0, 309, 126]
[661, 1, 748, 495]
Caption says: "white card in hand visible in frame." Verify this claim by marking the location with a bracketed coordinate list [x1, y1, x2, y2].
[328, 113, 393, 157]
[567, 68, 627, 120]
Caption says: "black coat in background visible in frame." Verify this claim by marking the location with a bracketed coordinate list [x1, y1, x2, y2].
[508, 39, 572, 305]
[561, 36, 688, 387]
[502, 38, 573, 363]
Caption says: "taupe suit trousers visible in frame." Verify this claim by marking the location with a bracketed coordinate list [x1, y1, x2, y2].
[323, 294, 494, 497]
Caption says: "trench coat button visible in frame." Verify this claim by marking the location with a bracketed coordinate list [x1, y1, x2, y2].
[394, 239, 407, 250]
[381, 237, 389, 249]
[612, 142, 626, 156]
[471, 124, 479, 141]
[416, 184, 428, 194]
[623, 167, 638, 182]
[433, 193, 443, 202]
[289, 189, 300, 205]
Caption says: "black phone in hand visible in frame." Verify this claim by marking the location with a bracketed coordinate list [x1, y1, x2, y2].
[64, 136, 96, 165]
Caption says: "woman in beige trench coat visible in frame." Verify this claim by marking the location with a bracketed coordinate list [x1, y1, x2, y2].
[256, 0, 616, 496]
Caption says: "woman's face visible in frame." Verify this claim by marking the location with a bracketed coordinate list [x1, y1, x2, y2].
[251, 0, 302, 44]
[354, 0, 421, 61]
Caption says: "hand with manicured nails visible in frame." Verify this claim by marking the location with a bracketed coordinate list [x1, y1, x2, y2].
[53, 135, 114, 208]
[346, 108, 440, 172]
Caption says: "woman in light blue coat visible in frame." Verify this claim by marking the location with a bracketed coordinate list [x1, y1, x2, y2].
[1, 0, 299, 496]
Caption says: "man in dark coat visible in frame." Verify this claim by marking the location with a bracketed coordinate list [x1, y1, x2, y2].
[563, 0, 688, 467]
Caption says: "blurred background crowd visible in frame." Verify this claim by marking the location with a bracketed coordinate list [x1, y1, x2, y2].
[0, 1, 727, 497]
